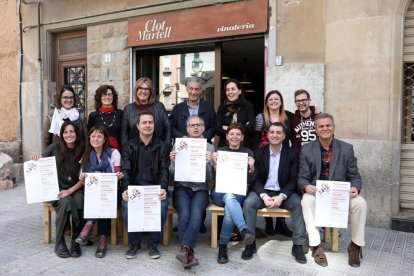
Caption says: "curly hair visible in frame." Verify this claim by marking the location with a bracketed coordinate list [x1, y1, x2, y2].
[94, 85, 118, 110]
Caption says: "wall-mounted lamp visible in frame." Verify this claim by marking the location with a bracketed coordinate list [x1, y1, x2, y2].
[192, 58, 203, 74]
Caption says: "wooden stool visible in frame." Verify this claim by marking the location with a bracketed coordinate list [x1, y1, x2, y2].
[43, 203, 127, 245]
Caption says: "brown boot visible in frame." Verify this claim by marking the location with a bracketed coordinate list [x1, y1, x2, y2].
[348, 241, 362, 267]
[75, 220, 94, 246]
[95, 235, 107, 258]
[183, 248, 199, 269]
[176, 245, 190, 264]
[312, 244, 328, 267]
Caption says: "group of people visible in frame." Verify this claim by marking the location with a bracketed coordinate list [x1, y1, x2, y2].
[33, 75, 367, 270]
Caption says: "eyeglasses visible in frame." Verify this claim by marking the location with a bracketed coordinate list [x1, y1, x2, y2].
[187, 123, 204, 128]
[138, 87, 151, 92]
[102, 93, 113, 98]
[62, 96, 74, 101]
[295, 99, 309, 104]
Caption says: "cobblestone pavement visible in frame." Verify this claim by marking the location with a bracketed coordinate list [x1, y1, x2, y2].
[1, 185, 414, 276]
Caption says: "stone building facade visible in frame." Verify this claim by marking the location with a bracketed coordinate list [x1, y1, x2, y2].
[17, 0, 414, 229]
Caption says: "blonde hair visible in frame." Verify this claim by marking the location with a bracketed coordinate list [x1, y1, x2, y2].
[133, 77, 155, 104]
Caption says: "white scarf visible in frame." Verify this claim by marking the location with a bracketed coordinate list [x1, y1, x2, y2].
[48, 107, 80, 136]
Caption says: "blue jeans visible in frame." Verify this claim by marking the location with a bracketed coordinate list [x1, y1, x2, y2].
[211, 188, 248, 245]
[173, 186, 209, 248]
[122, 196, 169, 247]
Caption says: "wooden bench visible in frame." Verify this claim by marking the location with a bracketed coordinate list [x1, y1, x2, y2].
[43, 203, 128, 246]
[163, 203, 339, 252]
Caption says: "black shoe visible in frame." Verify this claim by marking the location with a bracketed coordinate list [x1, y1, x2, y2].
[241, 240, 257, 260]
[54, 238, 71, 258]
[291, 244, 307, 264]
[70, 238, 82, 258]
[265, 223, 276, 236]
[148, 244, 161, 259]
[125, 244, 141, 259]
[217, 244, 228, 264]
[274, 221, 293, 237]
[199, 223, 207, 234]
[240, 228, 255, 246]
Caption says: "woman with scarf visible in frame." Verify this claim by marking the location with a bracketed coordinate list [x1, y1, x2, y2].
[87, 85, 123, 150]
[74, 126, 122, 258]
[215, 79, 255, 148]
[42, 85, 86, 151]
[32, 121, 85, 258]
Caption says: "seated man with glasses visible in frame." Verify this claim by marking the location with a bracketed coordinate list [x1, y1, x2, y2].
[169, 115, 215, 268]
[290, 89, 320, 152]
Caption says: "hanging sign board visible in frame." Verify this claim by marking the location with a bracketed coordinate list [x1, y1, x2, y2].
[128, 0, 268, 47]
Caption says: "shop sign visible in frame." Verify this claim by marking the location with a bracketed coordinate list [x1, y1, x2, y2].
[128, 0, 268, 47]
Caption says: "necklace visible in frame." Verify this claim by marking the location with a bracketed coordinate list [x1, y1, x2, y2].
[100, 111, 116, 127]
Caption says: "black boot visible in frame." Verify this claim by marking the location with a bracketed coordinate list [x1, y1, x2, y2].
[274, 217, 293, 237]
[54, 237, 70, 258]
[241, 240, 257, 260]
[265, 218, 275, 236]
[70, 235, 82, 257]
[217, 244, 229, 264]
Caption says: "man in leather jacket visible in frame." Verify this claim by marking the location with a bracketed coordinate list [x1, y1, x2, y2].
[121, 110, 170, 260]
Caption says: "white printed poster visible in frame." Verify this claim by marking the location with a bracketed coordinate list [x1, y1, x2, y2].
[128, 185, 161, 232]
[24, 157, 59, 204]
[215, 151, 248, 196]
[84, 173, 118, 219]
[315, 180, 351, 228]
[174, 138, 207, 183]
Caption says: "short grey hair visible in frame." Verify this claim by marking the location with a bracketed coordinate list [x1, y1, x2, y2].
[186, 76, 203, 86]
[315, 112, 335, 127]
[186, 115, 205, 126]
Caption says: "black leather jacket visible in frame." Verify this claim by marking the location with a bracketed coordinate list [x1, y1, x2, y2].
[121, 136, 169, 192]
[121, 101, 171, 147]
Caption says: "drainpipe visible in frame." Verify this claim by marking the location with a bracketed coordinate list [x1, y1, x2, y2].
[22, 0, 42, 152]
[17, 1, 23, 162]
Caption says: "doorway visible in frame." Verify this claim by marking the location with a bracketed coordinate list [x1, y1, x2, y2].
[133, 37, 265, 115]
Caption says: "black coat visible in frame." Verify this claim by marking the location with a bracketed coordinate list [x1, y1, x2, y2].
[121, 101, 171, 147]
[121, 136, 170, 191]
[169, 99, 216, 142]
[215, 98, 255, 148]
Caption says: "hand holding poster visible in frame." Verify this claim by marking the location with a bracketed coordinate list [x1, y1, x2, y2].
[24, 157, 59, 204]
[84, 173, 118, 219]
[174, 138, 207, 183]
[315, 180, 351, 228]
[215, 151, 248, 196]
[127, 185, 161, 232]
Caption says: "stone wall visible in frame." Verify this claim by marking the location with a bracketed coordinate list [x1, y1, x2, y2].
[87, 21, 130, 115]
[0, 0, 18, 142]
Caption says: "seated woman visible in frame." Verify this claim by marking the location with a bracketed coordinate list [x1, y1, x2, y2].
[169, 116, 215, 269]
[74, 126, 122, 258]
[32, 121, 85, 258]
[211, 123, 256, 264]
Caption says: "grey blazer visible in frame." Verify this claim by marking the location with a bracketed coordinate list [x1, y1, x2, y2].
[297, 138, 362, 192]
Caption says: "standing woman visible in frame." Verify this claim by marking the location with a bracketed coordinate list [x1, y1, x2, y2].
[42, 85, 86, 151]
[32, 121, 85, 258]
[87, 85, 123, 150]
[254, 90, 293, 237]
[211, 123, 256, 264]
[215, 79, 255, 148]
[121, 77, 171, 146]
[75, 126, 122, 258]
